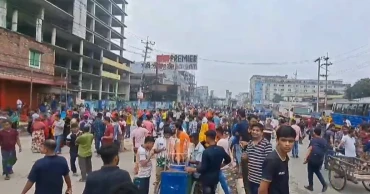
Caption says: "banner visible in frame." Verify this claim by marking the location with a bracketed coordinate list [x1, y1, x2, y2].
[156, 54, 198, 70]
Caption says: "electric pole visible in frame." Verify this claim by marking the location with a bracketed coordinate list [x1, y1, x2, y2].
[314, 56, 323, 112]
[321, 53, 332, 109]
[30, 69, 34, 109]
[293, 70, 298, 103]
[139, 36, 155, 107]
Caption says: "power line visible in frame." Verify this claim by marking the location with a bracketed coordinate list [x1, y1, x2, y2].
[332, 44, 369, 59]
[126, 30, 146, 40]
[125, 50, 143, 55]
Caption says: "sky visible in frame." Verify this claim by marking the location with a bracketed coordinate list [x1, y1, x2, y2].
[123, 0, 370, 97]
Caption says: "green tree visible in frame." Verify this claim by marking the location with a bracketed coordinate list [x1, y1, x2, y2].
[272, 93, 284, 103]
[345, 78, 370, 99]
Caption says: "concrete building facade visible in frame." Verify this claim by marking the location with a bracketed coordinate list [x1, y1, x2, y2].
[0, 0, 131, 108]
[235, 92, 250, 107]
[250, 75, 350, 104]
[130, 62, 196, 102]
[195, 86, 209, 104]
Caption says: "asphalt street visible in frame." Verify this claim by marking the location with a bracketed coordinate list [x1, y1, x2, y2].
[1, 136, 369, 194]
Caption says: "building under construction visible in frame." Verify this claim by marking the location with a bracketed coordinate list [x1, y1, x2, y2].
[0, 0, 131, 109]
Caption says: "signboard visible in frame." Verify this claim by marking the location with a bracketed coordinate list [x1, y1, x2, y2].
[137, 91, 143, 99]
[156, 54, 198, 70]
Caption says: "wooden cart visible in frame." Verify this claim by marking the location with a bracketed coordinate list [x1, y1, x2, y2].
[327, 155, 370, 191]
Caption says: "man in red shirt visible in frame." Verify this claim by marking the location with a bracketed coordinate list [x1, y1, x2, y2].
[0, 119, 22, 180]
[142, 114, 155, 136]
[102, 117, 114, 146]
[208, 117, 216, 131]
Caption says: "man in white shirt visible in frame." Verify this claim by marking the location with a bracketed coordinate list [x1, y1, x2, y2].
[106, 111, 112, 118]
[152, 128, 173, 191]
[189, 133, 205, 179]
[345, 119, 351, 127]
[216, 127, 237, 194]
[291, 120, 301, 158]
[136, 136, 155, 194]
[16, 99, 22, 112]
[339, 128, 356, 157]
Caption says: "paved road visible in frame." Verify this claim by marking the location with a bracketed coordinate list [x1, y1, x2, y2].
[1, 136, 370, 194]
[0, 136, 147, 194]
[285, 138, 370, 194]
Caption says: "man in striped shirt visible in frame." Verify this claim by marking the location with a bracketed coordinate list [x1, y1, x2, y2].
[243, 123, 273, 194]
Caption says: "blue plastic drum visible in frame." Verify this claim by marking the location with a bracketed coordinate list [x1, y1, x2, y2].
[160, 171, 192, 194]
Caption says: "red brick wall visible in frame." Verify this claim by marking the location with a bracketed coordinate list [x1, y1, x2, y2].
[0, 28, 55, 76]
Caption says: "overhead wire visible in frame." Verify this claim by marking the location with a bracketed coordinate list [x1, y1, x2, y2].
[7, 2, 370, 87]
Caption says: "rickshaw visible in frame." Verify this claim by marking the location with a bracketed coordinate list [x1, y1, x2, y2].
[327, 155, 370, 191]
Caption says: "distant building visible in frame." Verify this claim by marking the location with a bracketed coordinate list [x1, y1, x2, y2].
[250, 75, 350, 104]
[195, 86, 209, 104]
[235, 92, 250, 106]
[130, 62, 195, 102]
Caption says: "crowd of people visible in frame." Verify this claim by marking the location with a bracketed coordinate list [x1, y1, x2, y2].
[0, 104, 369, 194]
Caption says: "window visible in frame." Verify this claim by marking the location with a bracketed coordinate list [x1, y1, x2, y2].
[312, 90, 316, 93]
[347, 104, 357, 115]
[332, 104, 336, 112]
[29, 50, 41, 69]
[341, 103, 349, 114]
[288, 89, 291, 92]
[335, 104, 342, 112]
[280, 89, 284, 91]
[365, 104, 370, 117]
[355, 104, 365, 116]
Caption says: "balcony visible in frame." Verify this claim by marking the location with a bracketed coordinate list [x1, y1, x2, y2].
[102, 71, 120, 80]
[102, 57, 131, 72]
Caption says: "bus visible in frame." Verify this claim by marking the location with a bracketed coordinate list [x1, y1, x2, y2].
[331, 102, 370, 127]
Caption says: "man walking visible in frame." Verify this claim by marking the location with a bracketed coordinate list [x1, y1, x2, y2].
[0, 119, 22, 180]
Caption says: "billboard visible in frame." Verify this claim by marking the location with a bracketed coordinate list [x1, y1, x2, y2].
[156, 54, 198, 70]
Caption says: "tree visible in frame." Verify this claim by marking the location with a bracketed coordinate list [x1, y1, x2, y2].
[272, 93, 284, 103]
[345, 78, 370, 99]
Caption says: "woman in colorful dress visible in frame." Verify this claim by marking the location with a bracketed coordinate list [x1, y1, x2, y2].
[31, 118, 46, 153]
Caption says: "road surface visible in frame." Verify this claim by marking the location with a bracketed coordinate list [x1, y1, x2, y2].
[1, 136, 369, 194]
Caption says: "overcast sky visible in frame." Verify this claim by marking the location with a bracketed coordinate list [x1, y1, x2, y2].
[123, 0, 370, 97]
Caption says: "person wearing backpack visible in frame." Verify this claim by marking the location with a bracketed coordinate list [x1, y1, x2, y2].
[303, 127, 328, 193]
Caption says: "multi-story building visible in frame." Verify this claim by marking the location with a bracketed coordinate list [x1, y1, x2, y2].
[195, 86, 209, 104]
[235, 92, 250, 106]
[129, 62, 196, 102]
[0, 0, 131, 109]
[250, 75, 350, 104]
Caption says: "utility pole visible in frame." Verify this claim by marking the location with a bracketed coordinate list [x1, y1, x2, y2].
[139, 36, 155, 107]
[321, 53, 332, 109]
[65, 68, 68, 109]
[292, 70, 298, 103]
[30, 69, 34, 109]
[314, 55, 325, 112]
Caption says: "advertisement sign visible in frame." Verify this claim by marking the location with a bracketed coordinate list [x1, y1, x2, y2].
[156, 54, 198, 70]
[137, 91, 143, 99]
